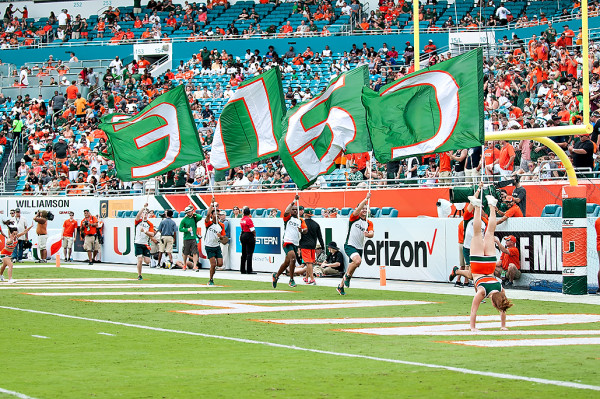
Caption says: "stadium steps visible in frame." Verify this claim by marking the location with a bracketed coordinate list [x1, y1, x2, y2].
[2, 145, 26, 193]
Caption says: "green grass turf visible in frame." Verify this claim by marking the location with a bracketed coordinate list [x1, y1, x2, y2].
[0, 267, 599, 398]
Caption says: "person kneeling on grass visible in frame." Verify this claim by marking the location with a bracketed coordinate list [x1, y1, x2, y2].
[0, 221, 33, 283]
[449, 185, 513, 331]
[494, 234, 521, 287]
[134, 203, 155, 280]
[204, 198, 227, 285]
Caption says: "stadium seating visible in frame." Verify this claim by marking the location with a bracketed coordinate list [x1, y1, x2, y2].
[369, 207, 381, 218]
[586, 203, 598, 217]
[380, 207, 399, 218]
[540, 204, 562, 217]
[253, 208, 267, 218]
[339, 207, 353, 217]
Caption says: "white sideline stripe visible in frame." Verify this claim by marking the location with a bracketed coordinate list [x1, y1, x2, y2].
[98, 332, 116, 336]
[31, 335, 49, 339]
[27, 290, 291, 296]
[0, 284, 223, 290]
[16, 278, 136, 283]
[1, 306, 599, 392]
[450, 338, 600, 347]
[0, 387, 39, 399]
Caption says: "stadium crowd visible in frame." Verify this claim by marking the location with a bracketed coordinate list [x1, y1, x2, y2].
[0, 0, 599, 195]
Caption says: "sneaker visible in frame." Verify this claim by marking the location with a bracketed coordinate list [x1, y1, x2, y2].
[165, 261, 172, 270]
[303, 277, 309, 284]
[0, 275, 4, 282]
[343, 274, 351, 288]
[183, 265, 187, 271]
[485, 195, 498, 207]
[289, 279, 296, 288]
[195, 267, 199, 272]
[208, 279, 215, 286]
[468, 195, 482, 207]
[449, 266, 459, 282]
[7, 279, 16, 284]
[454, 281, 464, 288]
[272, 272, 278, 288]
[137, 275, 143, 280]
[308, 279, 316, 285]
[336, 285, 345, 295]
[88, 261, 93, 265]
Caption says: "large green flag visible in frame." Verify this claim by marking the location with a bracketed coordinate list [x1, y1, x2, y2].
[279, 66, 371, 190]
[362, 48, 484, 163]
[210, 68, 285, 170]
[99, 85, 204, 181]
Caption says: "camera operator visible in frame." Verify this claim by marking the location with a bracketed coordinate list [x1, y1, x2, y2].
[80, 209, 99, 265]
[33, 210, 54, 262]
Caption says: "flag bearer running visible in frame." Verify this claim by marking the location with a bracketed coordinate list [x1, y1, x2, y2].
[204, 198, 226, 285]
[337, 193, 373, 295]
[272, 194, 307, 288]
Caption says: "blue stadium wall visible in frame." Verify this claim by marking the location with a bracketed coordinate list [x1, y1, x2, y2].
[1, 17, 597, 65]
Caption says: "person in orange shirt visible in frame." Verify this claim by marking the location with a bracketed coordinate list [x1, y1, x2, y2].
[346, 152, 370, 175]
[96, 19, 105, 38]
[141, 28, 151, 39]
[493, 140, 515, 177]
[62, 211, 78, 261]
[497, 196, 523, 225]
[80, 209, 99, 265]
[483, 141, 500, 174]
[65, 81, 79, 105]
[495, 235, 521, 286]
[292, 54, 304, 65]
[438, 151, 452, 184]
[282, 21, 294, 34]
[89, 128, 107, 141]
[508, 104, 523, 127]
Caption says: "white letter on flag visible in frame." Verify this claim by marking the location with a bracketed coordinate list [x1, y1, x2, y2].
[381, 71, 459, 159]
[112, 103, 182, 179]
[284, 76, 356, 182]
[211, 78, 278, 170]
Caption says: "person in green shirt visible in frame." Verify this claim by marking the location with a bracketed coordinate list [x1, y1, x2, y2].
[179, 205, 203, 271]
[346, 163, 364, 186]
[545, 22, 557, 44]
[11, 117, 23, 139]
[174, 168, 187, 188]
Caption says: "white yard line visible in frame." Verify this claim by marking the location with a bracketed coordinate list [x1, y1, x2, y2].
[0, 387, 40, 399]
[97, 332, 116, 336]
[26, 290, 291, 296]
[1, 305, 599, 392]
[30, 335, 49, 339]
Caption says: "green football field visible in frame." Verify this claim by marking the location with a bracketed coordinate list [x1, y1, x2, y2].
[1, 265, 599, 399]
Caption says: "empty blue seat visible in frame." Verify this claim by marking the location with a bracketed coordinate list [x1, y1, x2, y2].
[586, 203, 598, 217]
[253, 208, 266, 218]
[541, 204, 562, 217]
[369, 207, 381, 218]
[380, 207, 399, 218]
[116, 210, 126, 218]
[339, 207, 353, 217]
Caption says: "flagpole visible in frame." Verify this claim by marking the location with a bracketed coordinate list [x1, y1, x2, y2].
[413, 0, 420, 72]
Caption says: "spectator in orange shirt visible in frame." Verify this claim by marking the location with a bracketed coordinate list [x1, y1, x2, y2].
[494, 235, 521, 287]
[58, 173, 70, 189]
[438, 151, 452, 184]
[292, 54, 304, 65]
[65, 81, 78, 105]
[493, 139, 515, 177]
[282, 21, 294, 34]
[424, 39, 436, 53]
[497, 196, 523, 224]
[483, 140, 500, 174]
